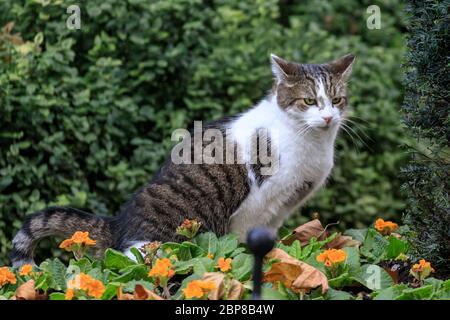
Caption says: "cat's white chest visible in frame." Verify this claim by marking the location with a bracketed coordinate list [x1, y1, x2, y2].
[228, 97, 337, 241]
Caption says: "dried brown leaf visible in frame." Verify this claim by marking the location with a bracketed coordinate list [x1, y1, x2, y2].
[282, 219, 327, 246]
[202, 272, 244, 300]
[117, 287, 134, 300]
[134, 284, 163, 300]
[264, 248, 329, 294]
[116, 285, 163, 300]
[3, 22, 14, 34]
[282, 219, 360, 249]
[12, 280, 47, 300]
[326, 234, 360, 249]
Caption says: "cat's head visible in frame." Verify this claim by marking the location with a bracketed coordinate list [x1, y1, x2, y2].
[270, 53, 355, 131]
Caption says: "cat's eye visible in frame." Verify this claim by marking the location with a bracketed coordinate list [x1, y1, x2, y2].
[332, 97, 343, 104]
[303, 98, 316, 105]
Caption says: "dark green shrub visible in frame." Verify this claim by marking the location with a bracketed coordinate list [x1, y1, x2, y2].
[0, 0, 408, 264]
[401, 0, 450, 276]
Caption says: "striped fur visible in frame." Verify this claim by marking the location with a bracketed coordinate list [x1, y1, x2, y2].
[11, 53, 355, 266]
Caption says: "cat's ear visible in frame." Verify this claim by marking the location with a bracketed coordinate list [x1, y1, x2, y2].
[270, 54, 298, 82]
[326, 53, 356, 81]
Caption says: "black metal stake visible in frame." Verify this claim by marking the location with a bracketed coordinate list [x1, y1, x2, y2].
[247, 227, 276, 300]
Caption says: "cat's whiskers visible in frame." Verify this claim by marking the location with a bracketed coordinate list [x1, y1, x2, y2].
[344, 118, 372, 142]
[339, 123, 360, 153]
[340, 121, 371, 151]
[295, 124, 312, 139]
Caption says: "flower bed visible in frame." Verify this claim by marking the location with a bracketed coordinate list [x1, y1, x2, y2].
[0, 218, 448, 300]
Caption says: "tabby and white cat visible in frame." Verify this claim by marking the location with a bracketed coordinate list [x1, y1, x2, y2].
[11, 53, 355, 266]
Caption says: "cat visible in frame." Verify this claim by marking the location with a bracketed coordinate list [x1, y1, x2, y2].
[11, 53, 355, 266]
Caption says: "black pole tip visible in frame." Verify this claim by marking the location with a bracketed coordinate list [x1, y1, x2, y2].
[246, 227, 276, 257]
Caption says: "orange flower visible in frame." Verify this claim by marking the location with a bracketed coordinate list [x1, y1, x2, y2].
[183, 280, 216, 299]
[410, 259, 435, 281]
[316, 249, 347, 267]
[207, 253, 214, 259]
[59, 231, 96, 251]
[65, 288, 74, 300]
[148, 258, 175, 280]
[19, 264, 33, 276]
[0, 267, 17, 287]
[67, 273, 105, 299]
[84, 278, 105, 298]
[216, 257, 232, 272]
[374, 218, 399, 235]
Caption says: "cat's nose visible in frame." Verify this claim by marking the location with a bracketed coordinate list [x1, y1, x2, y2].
[322, 116, 333, 125]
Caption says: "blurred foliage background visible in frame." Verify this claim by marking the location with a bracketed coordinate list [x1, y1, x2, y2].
[0, 0, 409, 264]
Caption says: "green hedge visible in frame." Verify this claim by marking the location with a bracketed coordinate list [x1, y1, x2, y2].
[401, 0, 450, 276]
[0, 0, 408, 264]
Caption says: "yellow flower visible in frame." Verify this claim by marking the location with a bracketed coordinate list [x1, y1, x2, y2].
[316, 249, 347, 267]
[19, 264, 33, 276]
[410, 259, 435, 281]
[65, 288, 74, 300]
[148, 258, 175, 283]
[0, 267, 17, 287]
[374, 218, 399, 235]
[183, 280, 216, 299]
[59, 231, 96, 251]
[216, 257, 232, 272]
[207, 253, 214, 259]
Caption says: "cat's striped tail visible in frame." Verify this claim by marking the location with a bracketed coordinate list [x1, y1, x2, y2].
[11, 207, 115, 267]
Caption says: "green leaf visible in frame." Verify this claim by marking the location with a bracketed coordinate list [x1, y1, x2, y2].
[434, 279, 450, 299]
[70, 258, 92, 273]
[325, 288, 354, 300]
[122, 280, 155, 293]
[161, 242, 182, 253]
[49, 292, 66, 300]
[113, 264, 148, 283]
[385, 236, 408, 259]
[343, 247, 361, 276]
[260, 286, 289, 300]
[193, 257, 215, 275]
[344, 228, 367, 243]
[50, 258, 68, 291]
[231, 253, 253, 281]
[38, 258, 67, 291]
[174, 259, 196, 275]
[328, 272, 354, 288]
[372, 284, 408, 300]
[216, 234, 239, 257]
[101, 283, 120, 300]
[230, 247, 246, 257]
[104, 249, 136, 270]
[395, 285, 434, 300]
[355, 264, 394, 291]
[87, 267, 103, 281]
[360, 229, 389, 263]
[276, 282, 299, 300]
[130, 247, 145, 264]
[289, 240, 302, 259]
[194, 232, 218, 256]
